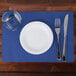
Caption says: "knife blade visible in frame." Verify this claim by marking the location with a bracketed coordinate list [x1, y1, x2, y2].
[64, 14, 69, 36]
[62, 14, 69, 62]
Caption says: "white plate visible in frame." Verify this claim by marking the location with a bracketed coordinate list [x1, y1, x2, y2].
[20, 21, 53, 55]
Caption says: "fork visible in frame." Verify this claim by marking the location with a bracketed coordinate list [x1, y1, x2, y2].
[55, 18, 61, 60]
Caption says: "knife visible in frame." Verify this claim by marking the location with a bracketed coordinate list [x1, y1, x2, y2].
[62, 14, 69, 62]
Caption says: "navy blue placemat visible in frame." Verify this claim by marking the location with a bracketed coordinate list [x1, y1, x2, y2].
[2, 12, 74, 62]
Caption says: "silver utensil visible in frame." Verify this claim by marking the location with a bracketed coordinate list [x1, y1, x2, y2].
[62, 14, 69, 62]
[55, 18, 61, 60]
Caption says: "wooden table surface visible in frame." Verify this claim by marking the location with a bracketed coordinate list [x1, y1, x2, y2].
[0, 0, 76, 75]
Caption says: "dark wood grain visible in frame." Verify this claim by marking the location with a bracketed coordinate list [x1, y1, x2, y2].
[0, 73, 76, 76]
[0, 2, 8, 17]
[6, 0, 76, 4]
[7, 0, 49, 4]
[0, 62, 76, 72]
[8, 3, 76, 12]
[0, 0, 6, 2]
[0, 0, 76, 73]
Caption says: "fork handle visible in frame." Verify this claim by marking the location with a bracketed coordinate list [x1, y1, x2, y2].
[57, 36, 61, 60]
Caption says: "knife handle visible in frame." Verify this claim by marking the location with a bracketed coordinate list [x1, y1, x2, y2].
[62, 36, 67, 62]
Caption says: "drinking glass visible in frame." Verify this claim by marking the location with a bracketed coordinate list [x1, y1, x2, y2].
[2, 10, 22, 31]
